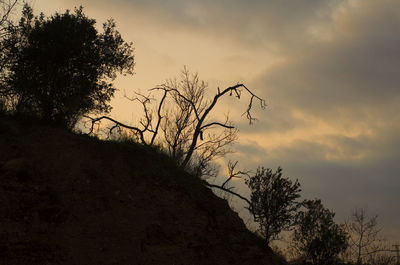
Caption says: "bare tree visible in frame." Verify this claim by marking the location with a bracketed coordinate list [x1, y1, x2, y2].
[86, 67, 265, 176]
[84, 90, 167, 143]
[154, 67, 265, 173]
[346, 208, 384, 265]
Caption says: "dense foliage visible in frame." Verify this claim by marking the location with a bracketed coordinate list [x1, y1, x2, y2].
[245, 167, 301, 244]
[293, 199, 348, 265]
[1, 5, 134, 128]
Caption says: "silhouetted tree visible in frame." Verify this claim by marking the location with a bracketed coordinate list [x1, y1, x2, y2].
[345, 208, 384, 265]
[86, 67, 265, 176]
[292, 199, 348, 265]
[0, 0, 19, 110]
[2, 5, 134, 128]
[245, 167, 301, 245]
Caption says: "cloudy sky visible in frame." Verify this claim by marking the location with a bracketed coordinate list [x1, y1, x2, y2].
[31, 0, 400, 243]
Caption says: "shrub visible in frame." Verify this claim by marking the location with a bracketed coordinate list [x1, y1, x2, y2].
[2, 5, 134, 128]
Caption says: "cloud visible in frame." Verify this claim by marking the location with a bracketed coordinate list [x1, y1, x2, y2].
[105, 0, 343, 51]
[259, 0, 400, 115]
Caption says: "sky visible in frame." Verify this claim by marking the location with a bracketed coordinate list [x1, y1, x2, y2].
[30, 0, 400, 244]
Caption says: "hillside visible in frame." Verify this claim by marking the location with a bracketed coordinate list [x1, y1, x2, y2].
[0, 114, 285, 265]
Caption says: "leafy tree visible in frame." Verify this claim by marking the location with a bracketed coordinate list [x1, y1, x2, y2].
[292, 199, 348, 265]
[245, 166, 301, 244]
[1, 5, 134, 128]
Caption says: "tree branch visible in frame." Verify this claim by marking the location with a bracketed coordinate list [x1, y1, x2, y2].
[83, 115, 146, 144]
[203, 181, 251, 206]
[221, 160, 251, 188]
[181, 83, 265, 168]
[200, 122, 235, 131]
[150, 89, 167, 145]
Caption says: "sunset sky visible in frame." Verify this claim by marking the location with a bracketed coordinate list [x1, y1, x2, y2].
[30, 0, 400, 243]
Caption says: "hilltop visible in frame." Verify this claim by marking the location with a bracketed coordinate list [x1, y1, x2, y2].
[0, 114, 285, 265]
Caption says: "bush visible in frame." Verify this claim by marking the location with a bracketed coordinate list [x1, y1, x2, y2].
[292, 199, 348, 265]
[245, 167, 301, 244]
[2, 5, 134, 128]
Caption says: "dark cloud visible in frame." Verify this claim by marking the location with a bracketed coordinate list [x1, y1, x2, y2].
[259, 0, 400, 117]
[116, 0, 342, 51]
[234, 105, 310, 134]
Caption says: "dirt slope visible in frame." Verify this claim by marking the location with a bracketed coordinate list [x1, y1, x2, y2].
[0, 115, 285, 265]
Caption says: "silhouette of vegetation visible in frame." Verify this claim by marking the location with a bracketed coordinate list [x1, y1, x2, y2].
[292, 199, 348, 265]
[0, 4, 134, 128]
[345, 208, 388, 265]
[0, 0, 19, 110]
[204, 160, 252, 204]
[0, 0, 17, 28]
[86, 67, 265, 175]
[245, 166, 301, 245]
[0, 0, 18, 60]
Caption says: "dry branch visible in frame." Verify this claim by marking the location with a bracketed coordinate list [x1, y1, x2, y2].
[84, 67, 266, 177]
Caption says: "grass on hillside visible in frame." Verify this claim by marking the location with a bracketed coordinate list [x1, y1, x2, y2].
[0, 112, 208, 202]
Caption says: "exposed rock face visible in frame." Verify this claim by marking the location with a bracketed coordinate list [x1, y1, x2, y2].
[0, 116, 285, 265]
